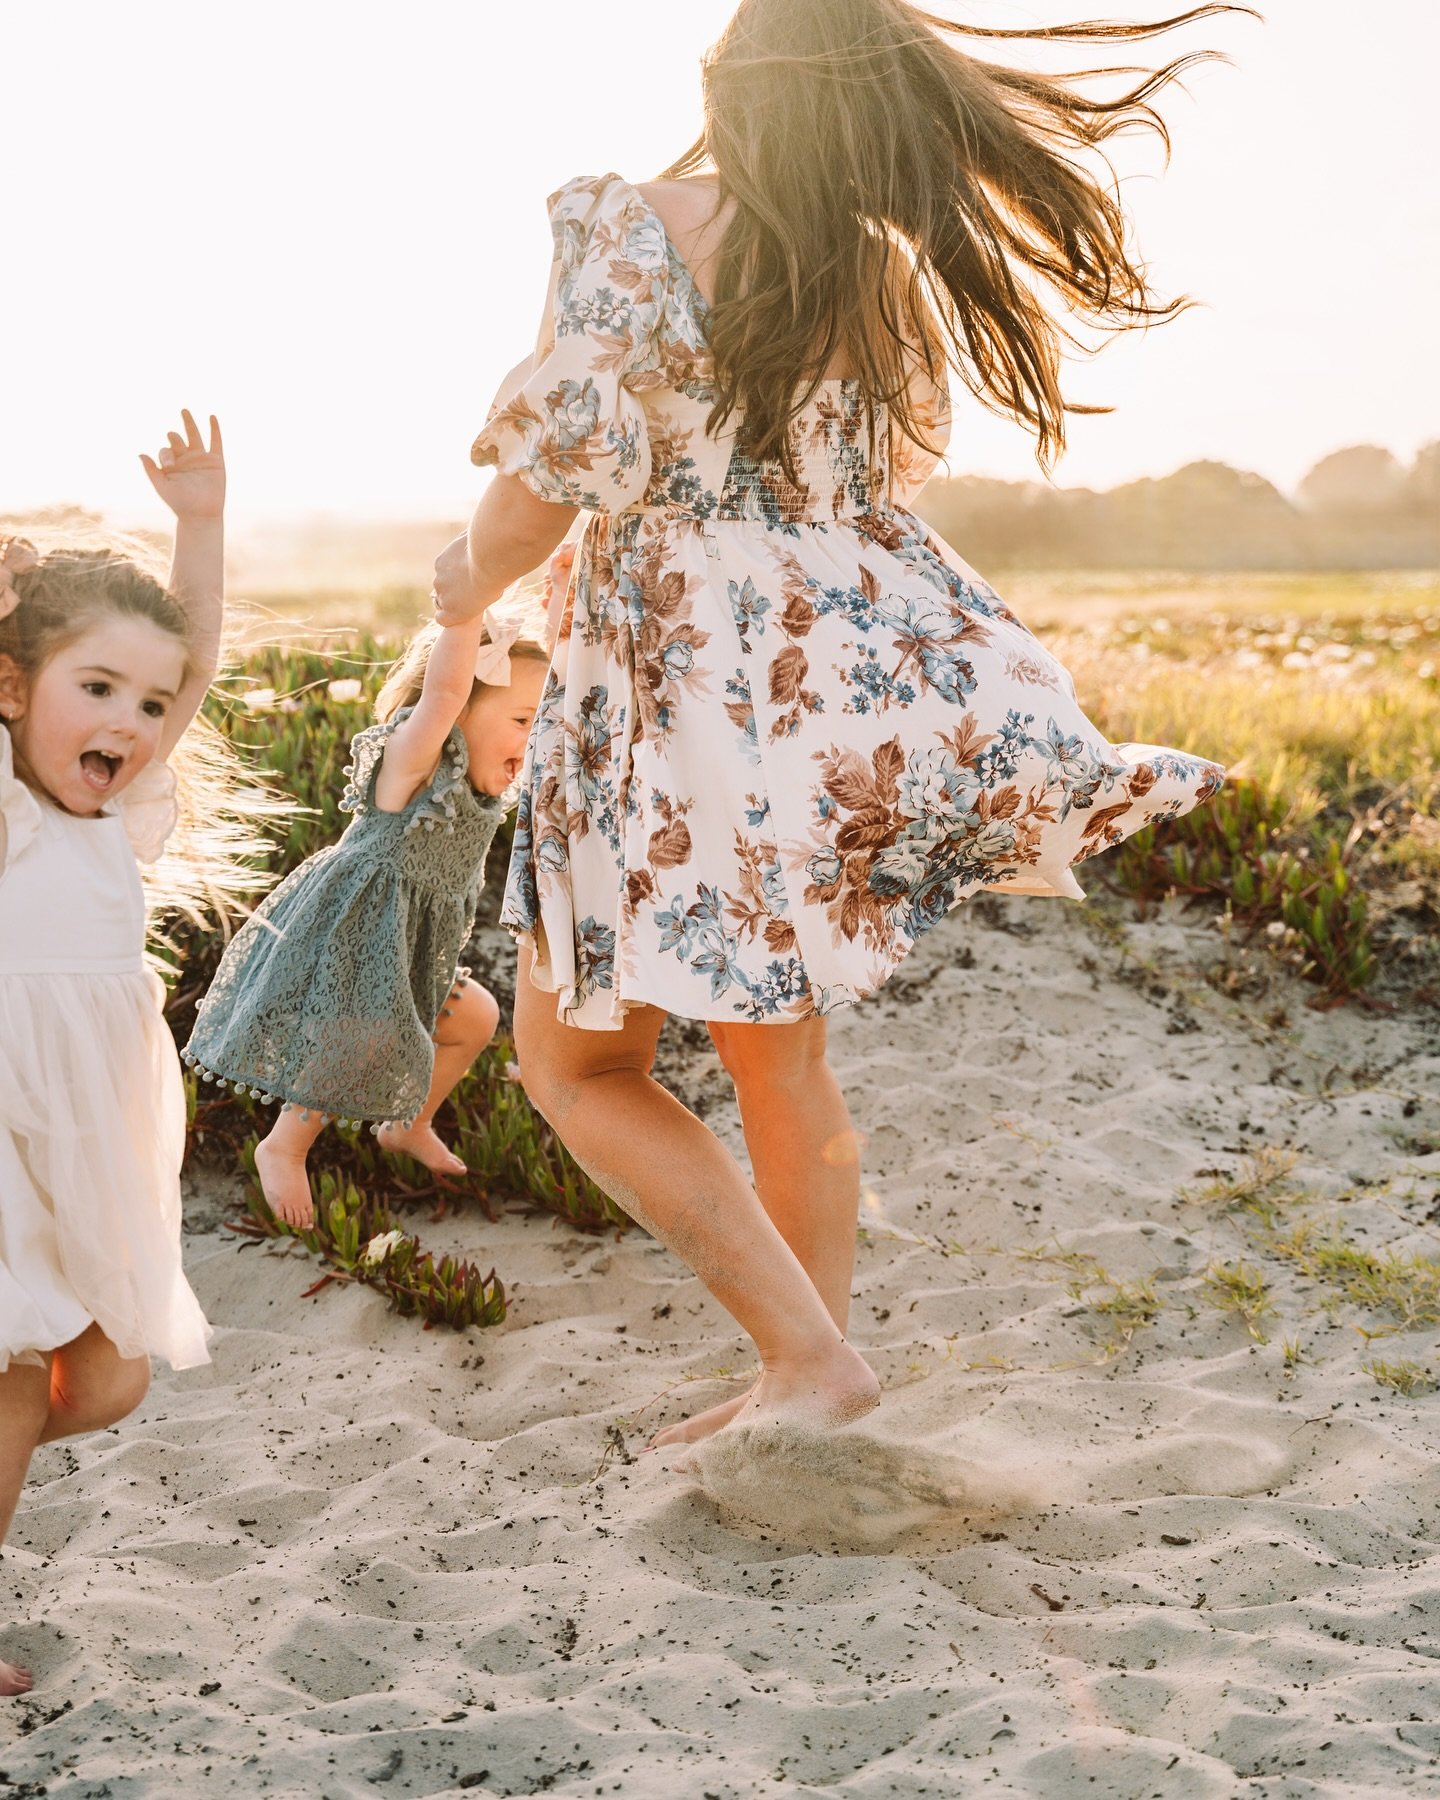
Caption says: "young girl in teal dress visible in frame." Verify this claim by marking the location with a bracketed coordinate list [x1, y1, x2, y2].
[184, 604, 549, 1227]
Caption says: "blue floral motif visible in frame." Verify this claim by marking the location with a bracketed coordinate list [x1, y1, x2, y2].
[546, 378, 602, 450]
[728, 577, 771, 650]
[484, 175, 1226, 1026]
[573, 917, 616, 1003]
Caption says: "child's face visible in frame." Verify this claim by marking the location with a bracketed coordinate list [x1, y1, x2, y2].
[2, 615, 186, 815]
[461, 656, 547, 796]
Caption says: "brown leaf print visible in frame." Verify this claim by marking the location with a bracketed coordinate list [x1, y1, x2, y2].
[648, 817, 693, 870]
[873, 738, 905, 804]
[780, 591, 817, 638]
[769, 642, 810, 709]
[824, 748, 881, 815]
[1127, 763, 1158, 800]
[1079, 801, 1133, 846]
[626, 868, 657, 912]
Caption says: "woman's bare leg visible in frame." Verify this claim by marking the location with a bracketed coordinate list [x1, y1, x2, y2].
[513, 948, 878, 1441]
[649, 1017, 863, 1447]
[1, 1324, 149, 1695]
[380, 978, 500, 1175]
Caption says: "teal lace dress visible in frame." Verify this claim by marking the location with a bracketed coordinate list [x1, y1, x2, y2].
[184, 713, 505, 1127]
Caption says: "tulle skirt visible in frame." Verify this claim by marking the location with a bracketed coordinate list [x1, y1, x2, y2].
[0, 968, 212, 1374]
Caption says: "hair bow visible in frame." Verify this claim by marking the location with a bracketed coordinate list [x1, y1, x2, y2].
[473, 602, 525, 686]
[0, 536, 37, 624]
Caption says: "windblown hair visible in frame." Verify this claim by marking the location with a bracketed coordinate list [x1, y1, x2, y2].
[374, 619, 550, 724]
[0, 531, 283, 926]
[665, 0, 1252, 470]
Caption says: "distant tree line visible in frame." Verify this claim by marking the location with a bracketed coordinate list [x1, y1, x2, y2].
[916, 443, 1440, 570]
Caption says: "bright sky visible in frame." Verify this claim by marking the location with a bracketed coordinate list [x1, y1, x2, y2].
[5, 0, 1437, 528]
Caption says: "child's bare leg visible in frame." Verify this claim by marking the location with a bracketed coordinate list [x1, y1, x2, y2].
[379, 979, 499, 1174]
[0, 1361, 55, 1696]
[39, 1323, 150, 1445]
[254, 1105, 328, 1227]
[648, 1017, 862, 1448]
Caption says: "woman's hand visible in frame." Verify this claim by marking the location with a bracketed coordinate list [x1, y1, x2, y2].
[140, 410, 225, 520]
[431, 533, 486, 626]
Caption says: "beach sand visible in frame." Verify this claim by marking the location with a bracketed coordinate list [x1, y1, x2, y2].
[4, 895, 1438, 1797]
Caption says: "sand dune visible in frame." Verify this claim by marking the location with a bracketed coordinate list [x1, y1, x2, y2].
[4, 895, 1438, 1797]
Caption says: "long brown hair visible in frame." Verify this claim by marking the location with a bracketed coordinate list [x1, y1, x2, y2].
[665, 0, 1254, 470]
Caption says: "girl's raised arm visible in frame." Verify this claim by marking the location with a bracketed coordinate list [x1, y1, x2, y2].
[140, 410, 226, 760]
[372, 612, 488, 814]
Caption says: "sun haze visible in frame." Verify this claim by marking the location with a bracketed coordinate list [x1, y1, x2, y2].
[4, 0, 1436, 526]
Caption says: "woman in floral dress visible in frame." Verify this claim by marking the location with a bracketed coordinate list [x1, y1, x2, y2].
[433, 0, 1231, 1447]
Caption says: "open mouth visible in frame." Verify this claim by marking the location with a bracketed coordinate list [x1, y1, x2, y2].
[80, 750, 123, 792]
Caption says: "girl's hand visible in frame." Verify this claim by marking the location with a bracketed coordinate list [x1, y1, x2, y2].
[140, 410, 225, 519]
[431, 534, 486, 626]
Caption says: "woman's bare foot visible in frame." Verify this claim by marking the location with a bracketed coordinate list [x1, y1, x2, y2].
[721, 1342, 879, 1437]
[254, 1137, 316, 1229]
[647, 1382, 758, 1451]
[377, 1121, 466, 1177]
[1, 1657, 33, 1697]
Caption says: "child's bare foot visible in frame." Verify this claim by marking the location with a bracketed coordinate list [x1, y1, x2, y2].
[1, 1658, 34, 1697]
[647, 1384, 757, 1450]
[254, 1136, 316, 1229]
[377, 1121, 466, 1177]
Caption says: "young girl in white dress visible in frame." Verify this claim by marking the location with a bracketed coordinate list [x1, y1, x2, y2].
[0, 413, 247, 1698]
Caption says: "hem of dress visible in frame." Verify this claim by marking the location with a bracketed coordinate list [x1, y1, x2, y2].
[2, 1325, 213, 1376]
[179, 1049, 422, 1132]
[503, 862, 1087, 1031]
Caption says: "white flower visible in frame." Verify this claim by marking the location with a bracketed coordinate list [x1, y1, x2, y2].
[242, 686, 277, 711]
[327, 678, 364, 703]
[362, 1229, 405, 1267]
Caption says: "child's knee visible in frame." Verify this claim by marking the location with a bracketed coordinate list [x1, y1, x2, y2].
[439, 979, 499, 1049]
[104, 1357, 151, 1426]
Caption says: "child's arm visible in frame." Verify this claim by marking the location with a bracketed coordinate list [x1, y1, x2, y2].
[140, 411, 226, 761]
[372, 613, 488, 813]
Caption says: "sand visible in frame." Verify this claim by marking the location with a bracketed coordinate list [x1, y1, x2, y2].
[3, 894, 1438, 1798]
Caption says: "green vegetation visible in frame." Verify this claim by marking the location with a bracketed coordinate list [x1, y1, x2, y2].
[171, 570, 1437, 1321]
[1201, 1260, 1275, 1343]
[1033, 575, 1439, 1002]
[229, 1167, 508, 1331]
[1362, 1359, 1435, 1397]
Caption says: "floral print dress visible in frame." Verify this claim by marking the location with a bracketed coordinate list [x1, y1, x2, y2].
[474, 175, 1224, 1029]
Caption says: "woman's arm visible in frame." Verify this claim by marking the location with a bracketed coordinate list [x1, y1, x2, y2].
[430, 474, 577, 627]
[371, 612, 488, 813]
[140, 411, 226, 760]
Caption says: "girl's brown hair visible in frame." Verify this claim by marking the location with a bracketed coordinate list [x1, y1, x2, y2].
[374, 620, 550, 724]
[0, 532, 281, 925]
[666, 0, 1252, 471]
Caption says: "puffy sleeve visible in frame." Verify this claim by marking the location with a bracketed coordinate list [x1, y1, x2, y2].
[0, 726, 42, 872]
[471, 174, 667, 513]
[116, 759, 179, 864]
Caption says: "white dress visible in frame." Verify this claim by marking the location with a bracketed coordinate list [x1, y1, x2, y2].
[0, 730, 211, 1374]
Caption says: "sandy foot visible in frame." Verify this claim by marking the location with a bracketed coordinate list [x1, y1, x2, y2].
[0, 1658, 34, 1697]
[377, 1122, 466, 1177]
[647, 1383, 757, 1450]
[253, 1139, 315, 1229]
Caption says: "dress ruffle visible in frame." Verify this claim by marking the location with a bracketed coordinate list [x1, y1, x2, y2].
[115, 759, 180, 863]
[0, 968, 211, 1373]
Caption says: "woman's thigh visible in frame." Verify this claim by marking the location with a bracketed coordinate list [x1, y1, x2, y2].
[707, 1015, 833, 1089]
[512, 946, 667, 1119]
[42, 1323, 149, 1439]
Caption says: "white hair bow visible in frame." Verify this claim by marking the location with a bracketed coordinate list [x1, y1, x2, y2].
[473, 603, 524, 686]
